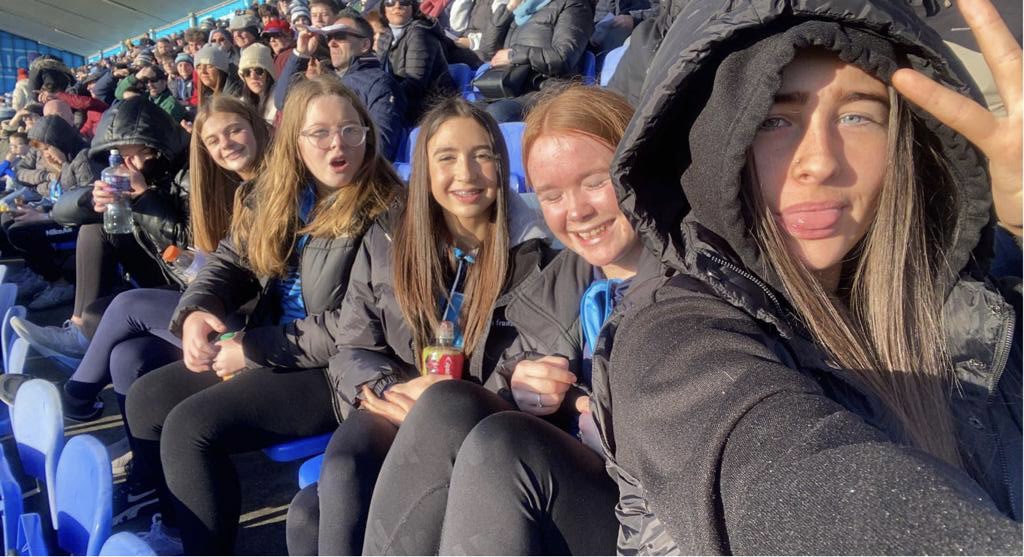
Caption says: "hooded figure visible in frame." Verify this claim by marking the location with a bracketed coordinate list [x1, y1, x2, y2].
[28, 56, 74, 94]
[589, 1, 1023, 554]
[26, 115, 101, 193]
[53, 97, 190, 277]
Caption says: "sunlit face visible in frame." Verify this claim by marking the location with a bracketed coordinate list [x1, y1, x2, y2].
[269, 34, 292, 55]
[528, 133, 641, 279]
[242, 67, 268, 95]
[750, 50, 889, 281]
[8, 139, 28, 157]
[298, 95, 367, 191]
[327, 21, 370, 68]
[197, 64, 219, 88]
[210, 33, 232, 52]
[177, 61, 194, 78]
[384, 1, 413, 26]
[186, 40, 205, 55]
[311, 4, 335, 27]
[427, 116, 500, 233]
[233, 30, 257, 49]
[201, 111, 259, 176]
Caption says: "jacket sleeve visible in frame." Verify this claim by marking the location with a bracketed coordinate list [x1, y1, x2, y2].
[366, 77, 406, 161]
[15, 150, 51, 189]
[605, 290, 1022, 554]
[170, 237, 262, 335]
[396, 27, 445, 102]
[91, 71, 117, 105]
[55, 92, 108, 112]
[114, 75, 136, 100]
[273, 51, 306, 111]
[129, 179, 188, 254]
[508, 0, 594, 77]
[328, 226, 418, 419]
[627, 0, 658, 24]
[479, 4, 514, 60]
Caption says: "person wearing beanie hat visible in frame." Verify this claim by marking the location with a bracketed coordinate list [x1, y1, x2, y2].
[114, 62, 189, 124]
[290, 2, 313, 27]
[229, 13, 262, 49]
[208, 28, 240, 66]
[194, 44, 244, 107]
[12, 69, 31, 110]
[133, 49, 156, 69]
[238, 44, 278, 124]
[173, 53, 195, 103]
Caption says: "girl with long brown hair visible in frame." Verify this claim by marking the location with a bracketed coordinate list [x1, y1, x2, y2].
[586, 0, 1021, 553]
[124, 76, 402, 555]
[284, 95, 550, 555]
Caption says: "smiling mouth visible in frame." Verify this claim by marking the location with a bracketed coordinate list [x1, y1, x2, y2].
[450, 189, 483, 202]
[570, 221, 612, 242]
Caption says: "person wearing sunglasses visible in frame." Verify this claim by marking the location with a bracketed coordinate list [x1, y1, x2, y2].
[208, 28, 241, 66]
[378, 0, 456, 123]
[115, 65, 189, 124]
[275, 11, 406, 159]
[238, 44, 280, 125]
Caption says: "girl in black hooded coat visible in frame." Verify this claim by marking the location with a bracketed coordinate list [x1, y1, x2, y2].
[581, 0, 1022, 553]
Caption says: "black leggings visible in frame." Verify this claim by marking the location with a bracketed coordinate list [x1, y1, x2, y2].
[126, 360, 337, 555]
[2, 216, 76, 282]
[73, 223, 168, 320]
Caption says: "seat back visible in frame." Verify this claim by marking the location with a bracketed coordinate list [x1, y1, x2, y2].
[0, 444, 24, 554]
[3, 304, 27, 373]
[12, 379, 64, 528]
[600, 45, 626, 87]
[56, 435, 112, 556]
[448, 63, 474, 94]
[580, 51, 597, 85]
[0, 264, 7, 285]
[99, 532, 155, 556]
[499, 122, 528, 192]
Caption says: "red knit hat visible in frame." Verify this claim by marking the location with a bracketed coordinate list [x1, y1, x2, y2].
[261, 18, 291, 36]
[16, 68, 28, 80]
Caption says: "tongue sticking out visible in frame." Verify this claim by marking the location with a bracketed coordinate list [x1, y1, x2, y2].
[779, 208, 842, 231]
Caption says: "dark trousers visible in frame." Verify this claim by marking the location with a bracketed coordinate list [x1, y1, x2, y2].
[3, 216, 77, 282]
[126, 360, 337, 555]
[73, 223, 168, 320]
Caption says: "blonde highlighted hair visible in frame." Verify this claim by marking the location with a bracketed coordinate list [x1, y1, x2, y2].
[231, 76, 401, 277]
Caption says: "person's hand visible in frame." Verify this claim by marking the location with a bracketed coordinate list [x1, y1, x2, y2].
[37, 90, 57, 103]
[505, 0, 523, 12]
[305, 56, 325, 79]
[43, 148, 67, 173]
[510, 356, 576, 416]
[212, 334, 247, 380]
[360, 384, 410, 426]
[181, 311, 228, 372]
[387, 374, 452, 402]
[455, 37, 471, 48]
[575, 396, 603, 454]
[181, 119, 194, 133]
[295, 26, 319, 57]
[891, 0, 1021, 236]
[122, 157, 149, 198]
[91, 179, 116, 212]
[113, 67, 130, 78]
[490, 48, 512, 67]
[12, 207, 48, 224]
[611, 14, 634, 30]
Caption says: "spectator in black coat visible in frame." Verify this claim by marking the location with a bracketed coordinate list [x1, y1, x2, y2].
[379, 0, 456, 123]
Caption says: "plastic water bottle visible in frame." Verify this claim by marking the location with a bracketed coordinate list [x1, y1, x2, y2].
[162, 245, 206, 284]
[102, 149, 134, 234]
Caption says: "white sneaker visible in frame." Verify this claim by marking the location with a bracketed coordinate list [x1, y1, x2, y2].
[10, 317, 89, 358]
[137, 513, 183, 556]
[28, 283, 75, 310]
[108, 436, 132, 476]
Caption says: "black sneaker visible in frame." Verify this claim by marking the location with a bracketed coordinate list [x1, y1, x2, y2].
[0, 373, 33, 406]
[113, 461, 158, 526]
[60, 387, 104, 422]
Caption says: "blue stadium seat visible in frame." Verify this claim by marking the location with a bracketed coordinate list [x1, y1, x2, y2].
[580, 51, 597, 86]
[262, 432, 332, 463]
[499, 122, 528, 192]
[298, 453, 323, 489]
[600, 45, 626, 87]
[12, 378, 64, 528]
[0, 264, 8, 285]
[55, 435, 113, 556]
[99, 532, 155, 556]
[448, 63, 475, 95]
[0, 444, 25, 554]
[16, 435, 113, 556]
[2, 304, 26, 373]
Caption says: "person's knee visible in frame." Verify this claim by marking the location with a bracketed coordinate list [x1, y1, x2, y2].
[160, 395, 225, 460]
[406, 380, 501, 432]
[457, 412, 541, 469]
[109, 340, 151, 394]
[126, 370, 172, 441]
[485, 100, 523, 123]
[320, 414, 394, 483]
[286, 486, 320, 556]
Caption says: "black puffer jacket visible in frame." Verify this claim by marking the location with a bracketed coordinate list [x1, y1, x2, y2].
[591, 1, 1023, 554]
[383, 16, 456, 123]
[480, 0, 593, 83]
[54, 97, 191, 286]
[605, 0, 685, 106]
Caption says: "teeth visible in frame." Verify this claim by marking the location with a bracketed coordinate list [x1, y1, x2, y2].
[453, 190, 480, 197]
[575, 223, 609, 240]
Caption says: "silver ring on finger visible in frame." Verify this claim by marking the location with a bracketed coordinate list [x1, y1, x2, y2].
[536, 392, 543, 407]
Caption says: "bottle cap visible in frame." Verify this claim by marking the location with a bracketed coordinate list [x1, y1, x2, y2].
[436, 320, 455, 344]
[162, 244, 181, 263]
[109, 149, 119, 156]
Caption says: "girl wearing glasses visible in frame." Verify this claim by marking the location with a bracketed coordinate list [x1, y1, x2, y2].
[378, 0, 457, 123]
[238, 44, 279, 125]
[284, 96, 550, 555]
[125, 77, 403, 555]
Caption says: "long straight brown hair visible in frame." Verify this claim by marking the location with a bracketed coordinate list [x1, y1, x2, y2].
[392, 97, 511, 363]
[231, 76, 401, 277]
[189, 95, 271, 253]
[747, 89, 962, 466]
